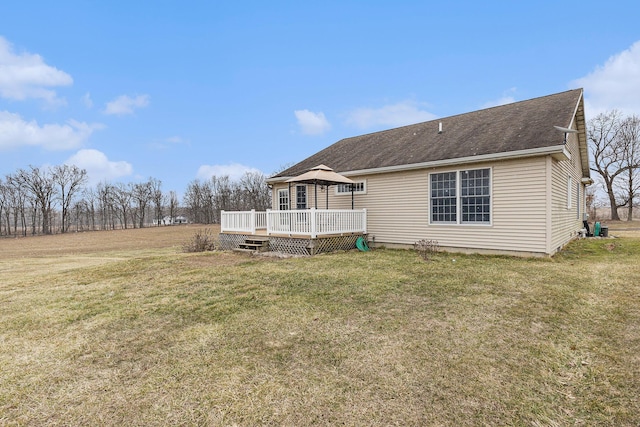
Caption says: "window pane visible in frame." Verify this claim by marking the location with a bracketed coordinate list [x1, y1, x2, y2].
[430, 172, 457, 223]
[296, 185, 306, 209]
[461, 169, 490, 223]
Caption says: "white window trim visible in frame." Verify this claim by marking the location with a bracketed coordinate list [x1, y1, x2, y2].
[429, 167, 493, 226]
[335, 180, 367, 195]
[278, 188, 289, 211]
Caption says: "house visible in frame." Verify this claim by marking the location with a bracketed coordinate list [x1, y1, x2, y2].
[264, 89, 591, 256]
[153, 215, 188, 225]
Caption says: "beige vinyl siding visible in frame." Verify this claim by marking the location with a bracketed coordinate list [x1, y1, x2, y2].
[337, 157, 549, 254]
[549, 131, 586, 253]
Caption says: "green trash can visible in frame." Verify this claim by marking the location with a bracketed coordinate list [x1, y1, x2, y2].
[594, 222, 601, 237]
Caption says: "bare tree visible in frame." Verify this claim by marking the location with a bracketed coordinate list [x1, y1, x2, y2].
[52, 164, 88, 233]
[15, 166, 55, 234]
[184, 180, 204, 223]
[95, 182, 117, 230]
[615, 115, 640, 220]
[3, 175, 28, 236]
[168, 190, 179, 224]
[132, 180, 153, 228]
[0, 178, 7, 236]
[149, 178, 164, 226]
[240, 171, 271, 210]
[589, 111, 628, 220]
[212, 175, 232, 220]
[112, 182, 133, 229]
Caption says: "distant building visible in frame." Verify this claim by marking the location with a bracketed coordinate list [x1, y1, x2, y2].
[153, 216, 188, 225]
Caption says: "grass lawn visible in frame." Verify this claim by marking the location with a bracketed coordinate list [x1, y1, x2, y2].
[1, 224, 639, 426]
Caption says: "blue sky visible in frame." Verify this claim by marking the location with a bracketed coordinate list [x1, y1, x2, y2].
[1, 1, 639, 196]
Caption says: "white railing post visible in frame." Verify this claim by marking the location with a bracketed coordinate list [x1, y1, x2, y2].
[310, 208, 317, 238]
[221, 210, 226, 231]
[266, 209, 271, 235]
[250, 209, 256, 234]
[362, 208, 367, 234]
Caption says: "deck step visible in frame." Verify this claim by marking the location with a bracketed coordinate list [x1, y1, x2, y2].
[237, 236, 270, 252]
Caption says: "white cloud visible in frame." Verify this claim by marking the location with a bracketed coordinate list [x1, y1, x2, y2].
[0, 111, 104, 151]
[197, 163, 262, 182]
[481, 88, 517, 109]
[345, 100, 437, 129]
[294, 109, 331, 135]
[104, 94, 150, 116]
[65, 149, 133, 185]
[82, 92, 93, 108]
[0, 36, 72, 106]
[573, 40, 640, 117]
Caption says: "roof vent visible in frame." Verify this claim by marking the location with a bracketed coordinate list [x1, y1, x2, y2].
[438, 122, 443, 134]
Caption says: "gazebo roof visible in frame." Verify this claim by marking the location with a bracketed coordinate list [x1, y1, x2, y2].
[285, 164, 354, 186]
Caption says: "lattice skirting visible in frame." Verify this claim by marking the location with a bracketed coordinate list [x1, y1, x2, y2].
[218, 233, 250, 250]
[268, 237, 313, 256]
[219, 233, 365, 255]
[309, 234, 363, 255]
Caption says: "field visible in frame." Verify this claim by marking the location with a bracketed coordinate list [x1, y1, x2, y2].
[1, 224, 639, 426]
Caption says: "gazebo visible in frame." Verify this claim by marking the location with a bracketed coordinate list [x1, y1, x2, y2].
[285, 164, 357, 209]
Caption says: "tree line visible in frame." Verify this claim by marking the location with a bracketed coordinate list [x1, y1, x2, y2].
[0, 165, 271, 237]
[588, 111, 640, 221]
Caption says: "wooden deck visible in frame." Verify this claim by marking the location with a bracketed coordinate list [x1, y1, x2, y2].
[219, 231, 366, 256]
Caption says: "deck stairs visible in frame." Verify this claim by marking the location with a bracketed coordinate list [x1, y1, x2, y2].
[234, 236, 270, 253]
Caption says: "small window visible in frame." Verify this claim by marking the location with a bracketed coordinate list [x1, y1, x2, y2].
[336, 181, 366, 195]
[278, 189, 289, 211]
[296, 185, 307, 209]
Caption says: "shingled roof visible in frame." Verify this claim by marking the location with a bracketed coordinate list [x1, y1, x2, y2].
[271, 89, 585, 180]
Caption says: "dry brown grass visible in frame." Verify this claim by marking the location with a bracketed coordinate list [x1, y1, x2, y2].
[1, 226, 639, 426]
[605, 219, 640, 238]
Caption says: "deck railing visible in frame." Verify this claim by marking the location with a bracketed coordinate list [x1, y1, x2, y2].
[221, 208, 366, 238]
[220, 210, 267, 234]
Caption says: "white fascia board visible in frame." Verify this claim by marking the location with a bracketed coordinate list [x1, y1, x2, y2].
[266, 145, 570, 183]
[342, 145, 570, 177]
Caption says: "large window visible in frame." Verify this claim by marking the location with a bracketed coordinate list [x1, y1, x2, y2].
[296, 185, 307, 209]
[430, 172, 457, 223]
[430, 168, 491, 224]
[461, 169, 491, 223]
